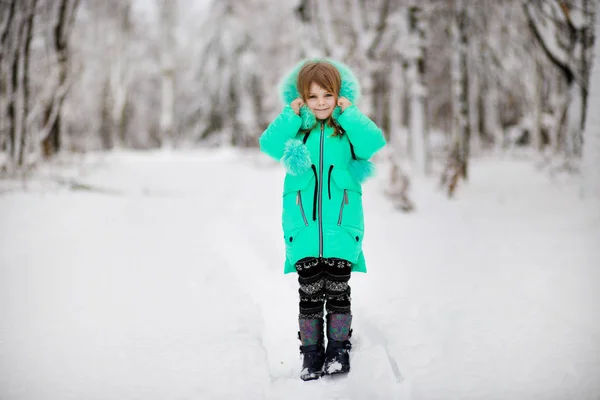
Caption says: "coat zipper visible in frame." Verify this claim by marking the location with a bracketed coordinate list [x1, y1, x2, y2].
[318, 121, 325, 257]
[337, 189, 349, 226]
[297, 191, 309, 226]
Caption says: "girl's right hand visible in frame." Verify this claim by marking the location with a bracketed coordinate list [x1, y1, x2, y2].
[291, 98, 304, 115]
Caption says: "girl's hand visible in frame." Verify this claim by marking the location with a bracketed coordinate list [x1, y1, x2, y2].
[291, 98, 304, 115]
[338, 97, 352, 112]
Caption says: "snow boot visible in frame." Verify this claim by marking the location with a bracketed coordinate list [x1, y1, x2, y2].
[298, 318, 325, 381]
[323, 314, 352, 375]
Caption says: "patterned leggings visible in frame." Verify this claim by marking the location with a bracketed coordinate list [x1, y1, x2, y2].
[295, 257, 352, 319]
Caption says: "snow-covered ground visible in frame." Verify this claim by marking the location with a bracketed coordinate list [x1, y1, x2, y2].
[1, 149, 599, 400]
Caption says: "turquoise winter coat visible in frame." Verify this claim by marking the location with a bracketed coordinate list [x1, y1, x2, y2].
[259, 59, 386, 274]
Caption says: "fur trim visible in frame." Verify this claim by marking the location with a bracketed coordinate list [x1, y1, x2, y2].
[299, 106, 316, 130]
[332, 106, 342, 120]
[348, 159, 375, 184]
[278, 58, 361, 125]
[281, 139, 312, 176]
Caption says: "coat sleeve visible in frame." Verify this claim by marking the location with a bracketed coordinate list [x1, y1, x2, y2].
[336, 105, 386, 160]
[259, 106, 303, 161]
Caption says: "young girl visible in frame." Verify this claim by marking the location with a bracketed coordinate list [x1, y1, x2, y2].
[259, 59, 386, 381]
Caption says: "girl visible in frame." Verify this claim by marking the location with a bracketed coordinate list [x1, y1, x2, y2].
[259, 59, 386, 381]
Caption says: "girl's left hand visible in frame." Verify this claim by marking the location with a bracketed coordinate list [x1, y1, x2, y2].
[338, 97, 352, 112]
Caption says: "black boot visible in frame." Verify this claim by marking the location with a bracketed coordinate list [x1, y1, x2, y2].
[323, 314, 352, 375]
[298, 318, 325, 381]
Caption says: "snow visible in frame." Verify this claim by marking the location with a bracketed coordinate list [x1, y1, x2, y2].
[1, 148, 600, 399]
[326, 361, 342, 374]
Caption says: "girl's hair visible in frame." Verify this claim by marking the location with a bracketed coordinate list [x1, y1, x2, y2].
[297, 61, 344, 136]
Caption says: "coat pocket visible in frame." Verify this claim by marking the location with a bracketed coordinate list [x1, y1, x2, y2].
[282, 173, 315, 234]
[330, 170, 364, 230]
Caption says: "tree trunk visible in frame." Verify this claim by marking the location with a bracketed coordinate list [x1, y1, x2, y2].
[456, 1, 470, 179]
[444, 0, 470, 196]
[158, 0, 176, 148]
[531, 60, 544, 151]
[483, 44, 502, 149]
[112, 1, 132, 148]
[388, 58, 404, 154]
[18, 0, 37, 167]
[408, 5, 429, 175]
[8, 10, 21, 168]
[468, 37, 480, 156]
[372, 69, 386, 130]
[228, 70, 240, 146]
[581, 6, 599, 197]
[99, 77, 113, 150]
[0, 0, 17, 160]
[524, 0, 596, 160]
[551, 75, 569, 154]
[42, 0, 80, 158]
[0, 1, 17, 65]
[579, 0, 596, 148]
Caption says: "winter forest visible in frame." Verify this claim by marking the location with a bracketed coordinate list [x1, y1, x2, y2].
[1, 1, 600, 399]
[0, 0, 598, 198]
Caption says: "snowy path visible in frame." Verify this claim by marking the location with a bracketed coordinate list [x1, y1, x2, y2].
[1, 149, 599, 399]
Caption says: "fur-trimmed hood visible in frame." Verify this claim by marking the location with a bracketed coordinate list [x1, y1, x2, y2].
[276, 58, 376, 184]
[278, 58, 361, 130]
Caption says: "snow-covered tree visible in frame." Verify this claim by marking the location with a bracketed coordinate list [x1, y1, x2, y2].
[40, 0, 81, 159]
[157, 0, 176, 148]
[74, 0, 135, 151]
[0, 0, 37, 171]
[582, 4, 599, 198]
[406, 5, 429, 175]
[525, 0, 597, 162]
[188, 0, 298, 146]
[442, 0, 470, 197]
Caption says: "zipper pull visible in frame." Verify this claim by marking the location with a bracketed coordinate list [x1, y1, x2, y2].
[344, 190, 349, 204]
[296, 191, 300, 205]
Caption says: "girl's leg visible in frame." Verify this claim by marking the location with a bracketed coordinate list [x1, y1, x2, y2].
[296, 257, 326, 319]
[295, 257, 326, 381]
[322, 258, 353, 375]
[322, 258, 352, 315]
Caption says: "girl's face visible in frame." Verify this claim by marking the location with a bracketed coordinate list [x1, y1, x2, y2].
[305, 82, 337, 120]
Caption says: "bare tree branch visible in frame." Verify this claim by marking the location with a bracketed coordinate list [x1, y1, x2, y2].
[524, 1, 574, 84]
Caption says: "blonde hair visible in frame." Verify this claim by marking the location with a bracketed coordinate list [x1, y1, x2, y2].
[297, 61, 343, 136]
